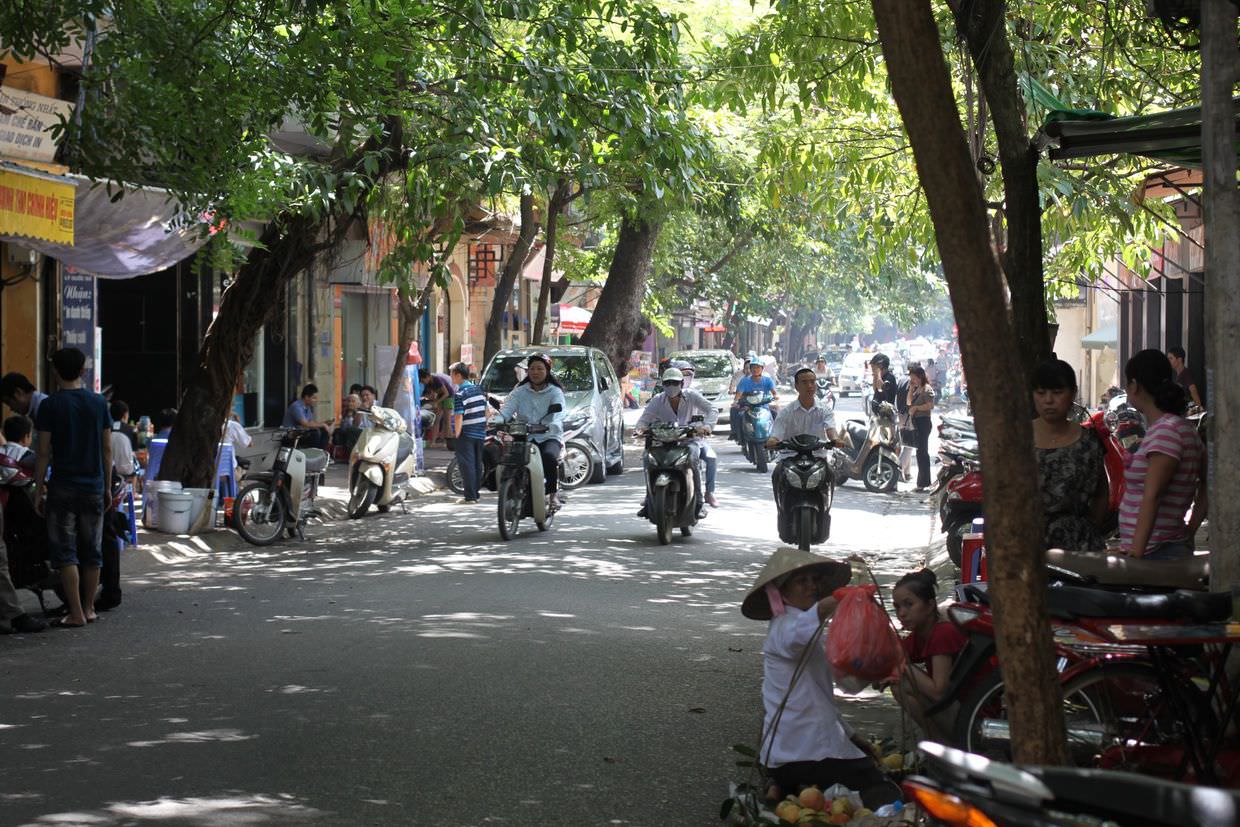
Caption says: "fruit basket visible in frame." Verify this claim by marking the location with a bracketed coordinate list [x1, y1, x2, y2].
[723, 782, 913, 826]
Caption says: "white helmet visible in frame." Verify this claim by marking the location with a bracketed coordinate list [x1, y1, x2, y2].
[661, 367, 684, 384]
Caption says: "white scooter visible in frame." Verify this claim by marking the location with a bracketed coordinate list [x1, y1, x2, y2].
[348, 405, 416, 518]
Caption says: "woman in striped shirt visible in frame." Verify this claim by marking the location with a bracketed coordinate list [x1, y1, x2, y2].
[1117, 349, 1208, 560]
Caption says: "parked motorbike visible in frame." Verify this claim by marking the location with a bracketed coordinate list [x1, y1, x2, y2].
[348, 405, 415, 519]
[905, 740, 1240, 827]
[772, 434, 835, 550]
[233, 428, 326, 545]
[0, 454, 57, 607]
[738, 391, 775, 472]
[831, 400, 900, 493]
[638, 420, 705, 545]
[495, 403, 563, 541]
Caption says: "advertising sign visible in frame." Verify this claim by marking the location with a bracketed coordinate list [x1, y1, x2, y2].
[0, 87, 74, 163]
[61, 271, 96, 389]
[0, 167, 75, 244]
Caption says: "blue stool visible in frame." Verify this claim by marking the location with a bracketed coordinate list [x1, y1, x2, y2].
[122, 483, 138, 546]
[146, 438, 168, 481]
[216, 442, 237, 501]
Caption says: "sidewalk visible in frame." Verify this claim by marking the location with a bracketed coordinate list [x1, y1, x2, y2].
[127, 446, 456, 569]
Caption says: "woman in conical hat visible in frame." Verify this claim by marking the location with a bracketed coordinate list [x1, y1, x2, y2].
[744, 548, 902, 809]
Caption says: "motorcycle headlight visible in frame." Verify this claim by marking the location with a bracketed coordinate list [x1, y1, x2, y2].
[805, 464, 828, 489]
[277, 447, 291, 462]
[672, 448, 691, 468]
[784, 466, 804, 489]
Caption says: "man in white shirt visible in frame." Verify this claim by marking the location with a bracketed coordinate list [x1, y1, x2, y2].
[766, 368, 846, 451]
[109, 425, 136, 477]
[636, 367, 718, 513]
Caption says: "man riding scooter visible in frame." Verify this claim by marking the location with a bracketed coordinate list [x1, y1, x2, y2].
[766, 367, 848, 525]
[675, 361, 720, 508]
[731, 355, 779, 442]
[636, 367, 718, 516]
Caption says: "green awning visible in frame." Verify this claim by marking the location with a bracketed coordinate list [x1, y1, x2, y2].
[1081, 324, 1117, 350]
[1041, 97, 1240, 168]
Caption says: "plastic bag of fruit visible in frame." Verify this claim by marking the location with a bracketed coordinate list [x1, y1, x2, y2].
[825, 584, 903, 683]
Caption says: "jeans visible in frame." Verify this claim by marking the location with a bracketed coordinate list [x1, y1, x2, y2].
[1144, 541, 1193, 561]
[914, 416, 933, 488]
[301, 428, 330, 451]
[536, 440, 562, 494]
[698, 444, 717, 494]
[45, 486, 104, 569]
[333, 425, 362, 455]
[456, 436, 484, 501]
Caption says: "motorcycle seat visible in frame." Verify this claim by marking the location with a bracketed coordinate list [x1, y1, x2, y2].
[1032, 766, 1240, 827]
[1045, 585, 1231, 623]
[302, 448, 329, 474]
[845, 421, 868, 445]
[396, 433, 414, 468]
[1046, 548, 1209, 591]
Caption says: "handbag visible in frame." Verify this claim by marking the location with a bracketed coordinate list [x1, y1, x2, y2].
[898, 412, 916, 445]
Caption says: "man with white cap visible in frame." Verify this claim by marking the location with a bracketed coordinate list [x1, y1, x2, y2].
[743, 548, 901, 809]
[636, 366, 718, 514]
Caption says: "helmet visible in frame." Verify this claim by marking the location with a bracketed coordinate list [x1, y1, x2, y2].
[871, 353, 890, 370]
[526, 352, 553, 371]
[747, 351, 758, 361]
[670, 359, 693, 374]
[661, 367, 685, 384]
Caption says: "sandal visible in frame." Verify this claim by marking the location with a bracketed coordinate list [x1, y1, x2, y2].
[53, 617, 86, 629]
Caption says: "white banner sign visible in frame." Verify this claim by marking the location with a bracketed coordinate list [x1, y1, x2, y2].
[0, 87, 74, 163]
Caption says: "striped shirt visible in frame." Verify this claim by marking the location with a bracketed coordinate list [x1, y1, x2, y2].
[1119, 414, 1202, 553]
[453, 381, 487, 439]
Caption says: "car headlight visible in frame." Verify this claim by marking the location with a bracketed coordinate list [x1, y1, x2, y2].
[805, 465, 828, 489]
[564, 410, 594, 432]
[784, 466, 804, 489]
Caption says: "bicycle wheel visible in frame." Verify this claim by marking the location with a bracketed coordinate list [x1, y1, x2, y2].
[1060, 661, 1212, 778]
[497, 475, 524, 541]
[233, 481, 286, 546]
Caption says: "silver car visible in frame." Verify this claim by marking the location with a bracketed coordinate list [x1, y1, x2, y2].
[665, 349, 741, 429]
[481, 345, 626, 487]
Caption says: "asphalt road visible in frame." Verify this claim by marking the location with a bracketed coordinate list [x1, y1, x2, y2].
[1, 409, 936, 827]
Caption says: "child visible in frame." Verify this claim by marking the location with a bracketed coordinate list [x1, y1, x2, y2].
[0, 415, 35, 469]
[889, 569, 966, 740]
[743, 548, 902, 809]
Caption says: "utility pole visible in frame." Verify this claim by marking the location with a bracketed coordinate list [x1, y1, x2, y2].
[1202, 0, 1240, 591]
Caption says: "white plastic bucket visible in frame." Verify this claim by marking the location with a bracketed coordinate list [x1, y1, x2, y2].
[159, 492, 194, 534]
[143, 480, 182, 528]
[183, 487, 213, 533]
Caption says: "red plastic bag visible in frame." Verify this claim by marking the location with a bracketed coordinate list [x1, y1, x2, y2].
[825, 584, 904, 682]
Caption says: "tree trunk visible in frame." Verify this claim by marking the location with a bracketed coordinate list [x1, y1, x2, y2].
[579, 215, 662, 371]
[532, 180, 571, 345]
[953, 0, 1049, 380]
[1202, 0, 1240, 591]
[871, 0, 1069, 764]
[483, 192, 539, 366]
[382, 277, 439, 407]
[158, 118, 405, 487]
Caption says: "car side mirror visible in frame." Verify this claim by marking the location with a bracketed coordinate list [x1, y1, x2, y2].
[549, 403, 563, 413]
[598, 377, 610, 390]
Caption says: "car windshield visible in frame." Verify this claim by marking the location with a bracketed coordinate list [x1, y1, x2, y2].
[679, 354, 733, 378]
[843, 353, 871, 370]
[482, 354, 594, 394]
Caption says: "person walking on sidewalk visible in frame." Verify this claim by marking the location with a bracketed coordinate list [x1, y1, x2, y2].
[33, 348, 112, 629]
[451, 362, 487, 504]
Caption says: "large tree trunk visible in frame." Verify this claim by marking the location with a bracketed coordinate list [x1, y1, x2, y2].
[483, 192, 539, 366]
[952, 0, 1049, 380]
[158, 118, 404, 487]
[871, 0, 1069, 764]
[579, 215, 662, 371]
[382, 277, 439, 407]
[532, 180, 571, 345]
[1202, 0, 1240, 591]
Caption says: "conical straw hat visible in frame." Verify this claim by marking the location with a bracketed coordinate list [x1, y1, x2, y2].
[741, 547, 852, 620]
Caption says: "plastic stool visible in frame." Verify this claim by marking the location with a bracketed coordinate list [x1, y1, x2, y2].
[123, 483, 139, 546]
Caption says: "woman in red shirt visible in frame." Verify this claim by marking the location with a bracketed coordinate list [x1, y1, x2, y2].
[889, 569, 966, 740]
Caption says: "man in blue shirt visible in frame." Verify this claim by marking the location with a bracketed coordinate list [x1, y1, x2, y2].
[451, 362, 488, 504]
[33, 348, 111, 629]
[282, 384, 332, 450]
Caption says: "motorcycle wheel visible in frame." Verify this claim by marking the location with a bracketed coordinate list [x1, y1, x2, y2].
[537, 497, 554, 532]
[797, 509, 814, 551]
[944, 518, 971, 566]
[234, 481, 286, 546]
[754, 443, 768, 473]
[862, 455, 897, 493]
[446, 459, 465, 495]
[498, 475, 524, 541]
[558, 444, 592, 490]
[348, 479, 379, 518]
[653, 487, 674, 545]
[953, 671, 1012, 760]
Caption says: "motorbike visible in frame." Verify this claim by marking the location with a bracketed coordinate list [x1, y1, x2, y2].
[495, 403, 563, 541]
[348, 405, 416, 519]
[814, 376, 835, 410]
[638, 419, 705, 545]
[233, 428, 327, 545]
[738, 391, 775, 473]
[772, 434, 835, 551]
[446, 397, 592, 494]
[905, 740, 1240, 827]
[831, 400, 900, 493]
[0, 454, 57, 607]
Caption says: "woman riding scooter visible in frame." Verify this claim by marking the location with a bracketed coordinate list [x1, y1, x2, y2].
[493, 354, 568, 508]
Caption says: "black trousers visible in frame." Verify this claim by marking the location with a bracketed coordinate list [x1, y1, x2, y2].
[769, 757, 902, 810]
[914, 416, 932, 488]
[537, 440, 562, 493]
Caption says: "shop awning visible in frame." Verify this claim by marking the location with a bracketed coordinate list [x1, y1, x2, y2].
[557, 303, 591, 333]
[0, 163, 75, 244]
[1081, 324, 1117, 350]
[1042, 96, 1240, 168]
[0, 166, 210, 278]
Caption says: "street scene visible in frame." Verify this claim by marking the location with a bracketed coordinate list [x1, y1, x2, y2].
[1, 2, 1239, 827]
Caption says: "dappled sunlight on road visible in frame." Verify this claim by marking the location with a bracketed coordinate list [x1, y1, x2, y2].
[16, 792, 323, 826]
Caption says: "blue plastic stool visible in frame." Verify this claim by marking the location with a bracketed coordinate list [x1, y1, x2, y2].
[216, 443, 237, 501]
[122, 483, 138, 546]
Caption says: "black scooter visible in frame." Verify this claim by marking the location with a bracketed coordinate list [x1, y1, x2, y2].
[772, 434, 835, 550]
[639, 419, 704, 545]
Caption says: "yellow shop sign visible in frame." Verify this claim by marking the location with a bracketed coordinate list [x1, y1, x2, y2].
[0, 167, 75, 244]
